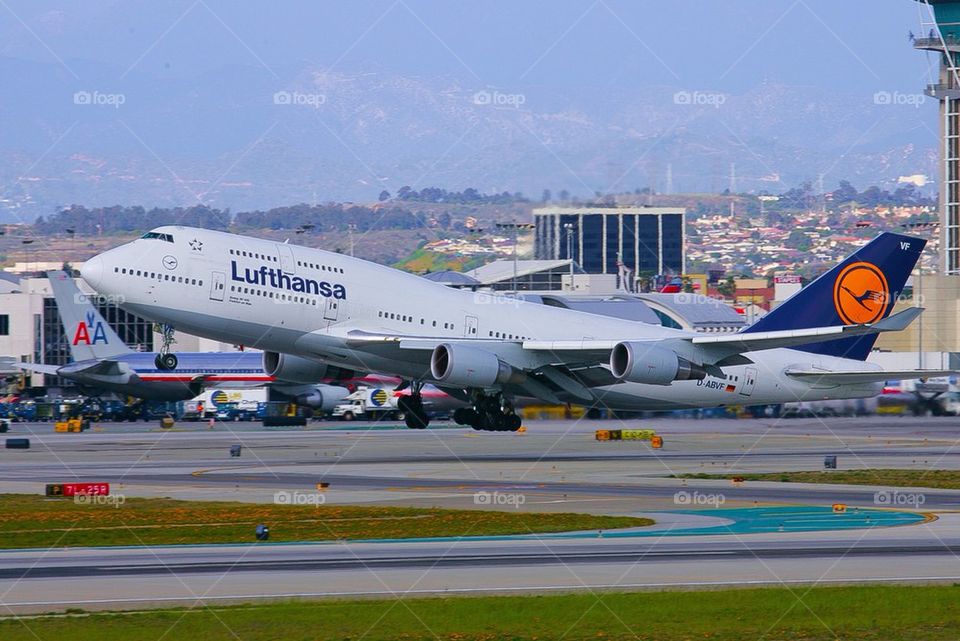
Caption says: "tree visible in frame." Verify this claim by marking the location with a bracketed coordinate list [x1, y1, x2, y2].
[541, 189, 551, 203]
[558, 189, 570, 202]
[378, 190, 390, 202]
[832, 180, 858, 205]
[718, 275, 736, 297]
[787, 229, 811, 251]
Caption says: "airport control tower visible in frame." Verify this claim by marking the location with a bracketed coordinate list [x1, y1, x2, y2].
[914, 0, 960, 273]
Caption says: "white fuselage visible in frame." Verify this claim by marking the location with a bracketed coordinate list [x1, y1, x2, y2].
[81, 226, 882, 410]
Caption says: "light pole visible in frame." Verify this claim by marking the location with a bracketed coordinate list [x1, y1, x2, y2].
[563, 222, 575, 286]
[901, 221, 940, 370]
[65, 228, 75, 265]
[21, 239, 34, 274]
[495, 222, 534, 292]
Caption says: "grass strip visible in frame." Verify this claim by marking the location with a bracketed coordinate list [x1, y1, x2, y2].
[3, 585, 960, 640]
[0, 494, 651, 548]
[674, 469, 960, 490]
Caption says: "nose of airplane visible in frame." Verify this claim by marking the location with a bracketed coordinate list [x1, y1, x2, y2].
[81, 256, 104, 290]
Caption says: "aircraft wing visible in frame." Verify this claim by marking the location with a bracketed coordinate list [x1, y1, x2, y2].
[785, 369, 957, 385]
[334, 307, 922, 376]
[314, 307, 924, 403]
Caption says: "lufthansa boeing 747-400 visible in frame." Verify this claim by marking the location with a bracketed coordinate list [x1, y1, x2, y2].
[79, 227, 952, 430]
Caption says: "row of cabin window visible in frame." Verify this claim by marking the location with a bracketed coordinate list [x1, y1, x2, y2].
[229, 249, 277, 262]
[227, 247, 344, 276]
[116, 266, 202, 287]
[230, 284, 317, 306]
[297, 259, 344, 274]
[377, 310, 456, 330]
[375, 310, 529, 339]
[488, 330, 529, 340]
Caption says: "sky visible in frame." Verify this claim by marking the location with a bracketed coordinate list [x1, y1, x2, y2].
[0, 1, 933, 97]
[0, 1, 944, 214]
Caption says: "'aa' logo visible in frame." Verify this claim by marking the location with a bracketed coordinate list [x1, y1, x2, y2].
[833, 261, 889, 325]
[72, 312, 109, 346]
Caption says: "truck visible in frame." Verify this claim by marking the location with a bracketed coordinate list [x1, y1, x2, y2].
[331, 386, 400, 421]
[180, 388, 267, 421]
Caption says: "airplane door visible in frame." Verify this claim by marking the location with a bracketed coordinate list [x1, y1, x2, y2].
[276, 243, 296, 274]
[209, 271, 226, 301]
[739, 367, 758, 397]
[323, 298, 339, 321]
[464, 315, 478, 337]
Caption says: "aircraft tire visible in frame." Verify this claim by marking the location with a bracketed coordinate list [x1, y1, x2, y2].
[404, 410, 429, 430]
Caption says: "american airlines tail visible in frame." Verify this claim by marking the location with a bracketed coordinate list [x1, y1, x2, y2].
[741, 232, 925, 361]
[48, 270, 132, 362]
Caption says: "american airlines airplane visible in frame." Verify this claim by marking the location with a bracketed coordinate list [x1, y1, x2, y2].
[20, 270, 351, 406]
[80, 227, 950, 430]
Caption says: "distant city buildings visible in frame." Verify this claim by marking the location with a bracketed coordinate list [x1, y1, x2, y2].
[531, 207, 685, 284]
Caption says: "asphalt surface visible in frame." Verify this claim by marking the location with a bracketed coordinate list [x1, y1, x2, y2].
[1, 416, 959, 612]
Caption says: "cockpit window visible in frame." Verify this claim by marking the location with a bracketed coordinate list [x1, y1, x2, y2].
[141, 231, 174, 243]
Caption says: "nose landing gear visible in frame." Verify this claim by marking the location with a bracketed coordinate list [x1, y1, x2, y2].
[153, 323, 178, 371]
[453, 392, 521, 432]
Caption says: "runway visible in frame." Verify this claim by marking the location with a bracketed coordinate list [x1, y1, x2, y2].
[1, 416, 959, 612]
[3, 519, 960, 612]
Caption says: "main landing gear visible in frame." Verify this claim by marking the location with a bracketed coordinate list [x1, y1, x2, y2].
[398, 381, 429, 430]
[453, 391, 522, 432]
[154, 323, 178, 371]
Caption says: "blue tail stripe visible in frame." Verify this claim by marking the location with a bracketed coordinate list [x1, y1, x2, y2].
[741, 232, 925, 361]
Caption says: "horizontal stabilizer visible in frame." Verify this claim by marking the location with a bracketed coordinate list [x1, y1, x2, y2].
[785, 369, 956, 385]
[688, 308, 923, 362]
[17, 362, 61, 376]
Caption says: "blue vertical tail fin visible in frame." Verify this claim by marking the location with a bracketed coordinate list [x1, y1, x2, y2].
[741, 232, 925, 361]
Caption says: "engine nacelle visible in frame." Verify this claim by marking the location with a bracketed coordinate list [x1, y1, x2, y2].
[430, 343, 517, 388]
[609, 342, 707, 386]
[263, 351, 353, 384]
[295, 384, 350, 411]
